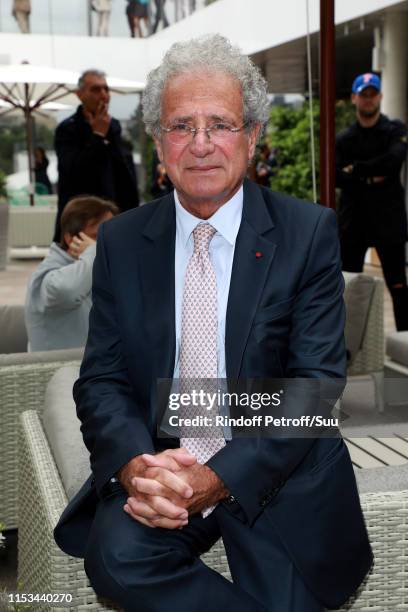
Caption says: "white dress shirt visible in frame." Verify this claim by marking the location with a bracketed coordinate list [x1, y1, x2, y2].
[173, 186, 243, 379]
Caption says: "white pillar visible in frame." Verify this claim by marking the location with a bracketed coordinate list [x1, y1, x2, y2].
[381, 11, 408, 122]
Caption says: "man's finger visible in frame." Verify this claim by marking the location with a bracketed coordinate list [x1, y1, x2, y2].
[127, 495, 187, 521]
[165, 448, 197, 465]
[142, 449, 196, 470]
[141, 453, 183, 472]
[124, 504, 156, 528]
[150, 515, 189, 529]
[124, 504, 188, 530]
[145, 468, 193, 498]
[126, 498, 160, 519]
[133, 473, 192, 499]
[96, 101, 105, 115]
[132, 476, 168, 498]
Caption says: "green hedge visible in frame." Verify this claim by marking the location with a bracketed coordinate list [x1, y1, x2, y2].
[265, 100, 355, 201]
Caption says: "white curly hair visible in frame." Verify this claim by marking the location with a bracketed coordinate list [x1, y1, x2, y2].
[142, 34, 269, 137]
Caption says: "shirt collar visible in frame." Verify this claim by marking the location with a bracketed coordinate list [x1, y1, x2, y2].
[174, 186, 243, 249]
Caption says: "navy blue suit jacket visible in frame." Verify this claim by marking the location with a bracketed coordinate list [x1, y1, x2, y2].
[55, 179, 372, 608]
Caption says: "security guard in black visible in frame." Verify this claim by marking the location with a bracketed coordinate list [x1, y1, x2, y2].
[336, 73, 408, 331]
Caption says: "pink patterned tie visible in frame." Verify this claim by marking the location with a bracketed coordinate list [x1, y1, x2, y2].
[179, 224, 226, 497]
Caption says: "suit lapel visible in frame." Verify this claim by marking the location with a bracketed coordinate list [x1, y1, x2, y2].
[138, 193, 176, 379]
[226, 180, 277, 378]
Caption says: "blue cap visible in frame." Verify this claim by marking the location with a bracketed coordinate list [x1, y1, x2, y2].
[352, 73, 381, 94]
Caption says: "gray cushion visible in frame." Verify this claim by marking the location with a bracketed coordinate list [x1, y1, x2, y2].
[0, 346, 83, 367]
[42, 365, 90, 500]
[343, 272, 375, 364]
[386, 331, 408, 368]
[355, 462, 408, 494]
[0, 304, 28, 353]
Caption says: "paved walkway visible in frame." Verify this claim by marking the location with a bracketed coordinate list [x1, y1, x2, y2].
[0, 259, 38, 307]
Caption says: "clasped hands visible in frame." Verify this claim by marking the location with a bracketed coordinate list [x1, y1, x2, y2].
[118, 448, 228, 529]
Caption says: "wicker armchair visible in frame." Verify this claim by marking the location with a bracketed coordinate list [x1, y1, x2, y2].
[18, 409, 408, 612]
[18, 410, 230, 612]
[344, 274, 385, 412]
[0, 348, 83, 529]
[336, 464, 408, 611]
[346, 276, 384, 378]
[0, 304, 27, 353]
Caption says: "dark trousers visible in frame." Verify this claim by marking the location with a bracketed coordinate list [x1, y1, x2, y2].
[84, 489, 323, 612]
[152, 0, 169, 32]
[341, 240, 408, 331]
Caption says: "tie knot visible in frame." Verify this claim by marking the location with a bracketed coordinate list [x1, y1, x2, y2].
[193, 223, 216, 253]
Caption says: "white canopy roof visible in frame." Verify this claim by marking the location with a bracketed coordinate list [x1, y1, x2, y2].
[0, 63, 145, 91]
[0, 99, 72, 112]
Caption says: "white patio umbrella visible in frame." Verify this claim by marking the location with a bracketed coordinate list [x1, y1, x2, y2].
[0, 62, 145, 205]
[0, 99, 73, 114]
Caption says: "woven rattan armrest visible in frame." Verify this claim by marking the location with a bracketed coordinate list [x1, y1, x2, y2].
[17, 410, 230, 610]
[0, 360, 81, 529]
[18, 410, 118, 611]
[348, 277, 384, 376]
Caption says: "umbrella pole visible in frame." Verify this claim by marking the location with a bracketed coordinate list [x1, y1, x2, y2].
[24, 83, 35, 206]
[319, 0, 336, 209]
[87, 0, 93, 36]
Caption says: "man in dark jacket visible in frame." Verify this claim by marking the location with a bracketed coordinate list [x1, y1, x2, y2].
[53, 69, 139, 241]
[336, 73, 408, 330]
[55, 36, 372, 612]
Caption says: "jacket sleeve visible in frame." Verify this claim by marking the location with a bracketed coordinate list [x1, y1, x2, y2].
[39, 246, 96, 310]
[207, 208, 346, 525]
[73, 224, 155, 495]
[335, 132, 360, 189]
[353, 121, 407, 177]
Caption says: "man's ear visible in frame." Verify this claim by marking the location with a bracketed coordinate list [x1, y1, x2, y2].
[247, 123, 262, 162]
[351, 93, 357, 106]
[76, 88, 83, 103]
[154, 138, 164, 166]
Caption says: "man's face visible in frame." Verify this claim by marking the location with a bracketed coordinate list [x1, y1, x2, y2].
[352, 87, 382, 119]
[77, 74, 110, 114]
[154, 71, 260, 210]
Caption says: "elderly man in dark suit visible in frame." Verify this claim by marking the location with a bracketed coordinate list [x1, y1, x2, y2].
[55, 35, 372, 612]
[53, 69, 139, 242]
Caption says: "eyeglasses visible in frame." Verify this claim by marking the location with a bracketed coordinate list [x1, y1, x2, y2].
[160, 122, 248, 145]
